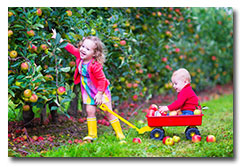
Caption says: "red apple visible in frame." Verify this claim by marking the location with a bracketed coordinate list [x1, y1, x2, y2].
[66, 10, 72, 16]
[78, 118, 84, 123]
[8, 30, 13, 37]
[192, 135, 201, 143]
[120, 40, 126, 46]
[149, 104, 158, 111]
[132, 137, 142, 144]
[57, 86, 66, 96]
[132, 94, 138, 101]
[165, 137, 174, 146]
[23, 105, 30, 112]
[36, 8, 42, 16]
[21, 62, 29, 71]
[40, 44, 47, 50]
[206, 135, 216, 142]
[27, 30, 35, 37]
[162, 136, 170, 144]
[29, 94, 38, 103]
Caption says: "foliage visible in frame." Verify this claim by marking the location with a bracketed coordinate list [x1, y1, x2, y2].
[8, 7, 233, 118]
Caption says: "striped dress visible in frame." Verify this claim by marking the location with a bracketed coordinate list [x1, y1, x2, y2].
[79, 60, 111, 105]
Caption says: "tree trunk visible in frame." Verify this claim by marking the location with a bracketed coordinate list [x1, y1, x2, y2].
[23, 106, 34, 127]
[67, 84, 79, 118]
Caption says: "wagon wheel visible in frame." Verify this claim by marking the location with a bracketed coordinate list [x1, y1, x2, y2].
[185, 126, 197, 134]
[150, 128, 165, 140]
[185, 127, 201, 140]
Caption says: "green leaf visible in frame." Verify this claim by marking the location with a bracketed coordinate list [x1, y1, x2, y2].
[55, 33, 61, 45]
[36, 65, 42, 73]
[58, 41, 68, 48]
[60, 67, 70, 72]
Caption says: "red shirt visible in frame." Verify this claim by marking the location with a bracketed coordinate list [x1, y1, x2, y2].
[64, 43, 110, 92]
[167, 83, 199, 111]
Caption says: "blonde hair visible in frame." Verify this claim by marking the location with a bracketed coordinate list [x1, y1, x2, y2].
[78, 36, 107, 65]
[171, 68, 191, 83]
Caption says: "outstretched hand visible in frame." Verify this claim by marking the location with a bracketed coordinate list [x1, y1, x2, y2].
[51, 29, 57, 39]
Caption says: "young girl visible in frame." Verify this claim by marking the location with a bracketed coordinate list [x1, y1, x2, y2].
[51, 29, 125, 141]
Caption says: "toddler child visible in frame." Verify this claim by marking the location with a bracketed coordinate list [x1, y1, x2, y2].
[159, 68, 200, 115]
[52, 29, 125, 140]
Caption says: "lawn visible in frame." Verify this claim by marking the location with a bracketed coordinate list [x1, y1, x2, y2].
[23, 93, 233, 157]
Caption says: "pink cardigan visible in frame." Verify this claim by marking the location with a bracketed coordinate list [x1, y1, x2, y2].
[64, 43, 110, 92]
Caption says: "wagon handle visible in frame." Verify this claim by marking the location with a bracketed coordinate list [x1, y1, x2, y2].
[99, 104, 140, 132]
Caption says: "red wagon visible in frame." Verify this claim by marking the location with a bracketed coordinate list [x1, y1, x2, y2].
[146, 114, 204, 140]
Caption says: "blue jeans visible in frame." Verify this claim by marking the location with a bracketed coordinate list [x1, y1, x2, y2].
[181, 110, 194, 115]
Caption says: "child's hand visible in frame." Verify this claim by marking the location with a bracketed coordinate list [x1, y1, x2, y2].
[51, 29, 57, 39]
[159, 106, 169, 114]
[51, 29, 64, 43]
[94, 91, 103, 106]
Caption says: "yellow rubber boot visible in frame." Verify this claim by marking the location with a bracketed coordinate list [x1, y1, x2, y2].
[110, 118, 125, 140]
[83, 117, 97, 141]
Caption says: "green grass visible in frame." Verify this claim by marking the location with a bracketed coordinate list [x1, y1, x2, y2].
[26, 94, 233, 157]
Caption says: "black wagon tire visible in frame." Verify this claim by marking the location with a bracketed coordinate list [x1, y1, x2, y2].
[150, 128, 165, 140]
[185, 127, 201, 140]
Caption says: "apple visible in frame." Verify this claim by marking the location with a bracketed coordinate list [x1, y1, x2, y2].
[23, 105, 30, 112]
[57, 86, 66, 96]
[162, 136, 170, 144]
[165, 137, 174, 146]
[120, 40, 126, 46]
[169, 111, 178, 116]
[8, 11, 13, 17]
[8, 30, 13, 37]
[21, 62, 29, 71]
[40, 44, 47, 50]
[162, 57, 167, 62]
[9, 50, 18, 58]
[149, 104, 158, 111]
[206, 135, 216, 142]
[69, 61, 76, 67]
[172, 135, 181, 143]
[147, 109, 155, 117]
[192, 135, 201, 143]
[112, 24, 117, 28]
[132, 137, 142, 144]
[32, 136, 38, 141]
[78, 118, 84, 123]
[132, 94, 138, 101]
[175, 48, 180, 53]
[91, 28, 96, 35]
[27, 30, 35, 37]
[194, 109, 202, 115]
[36, 8, 42, 16]
[23, 89, 32, 98]
[66, 10, 72, 16]
[29, 94, 38, 103]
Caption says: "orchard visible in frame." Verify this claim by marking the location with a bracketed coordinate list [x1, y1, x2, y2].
[8, 7, 233, 157]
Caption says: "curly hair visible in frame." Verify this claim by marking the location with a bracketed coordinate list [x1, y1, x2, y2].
[78, 36, 107, 65]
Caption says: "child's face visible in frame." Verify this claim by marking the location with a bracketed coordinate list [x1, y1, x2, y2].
[79, 39, 96, 62]
[171, 75, 188, 93]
